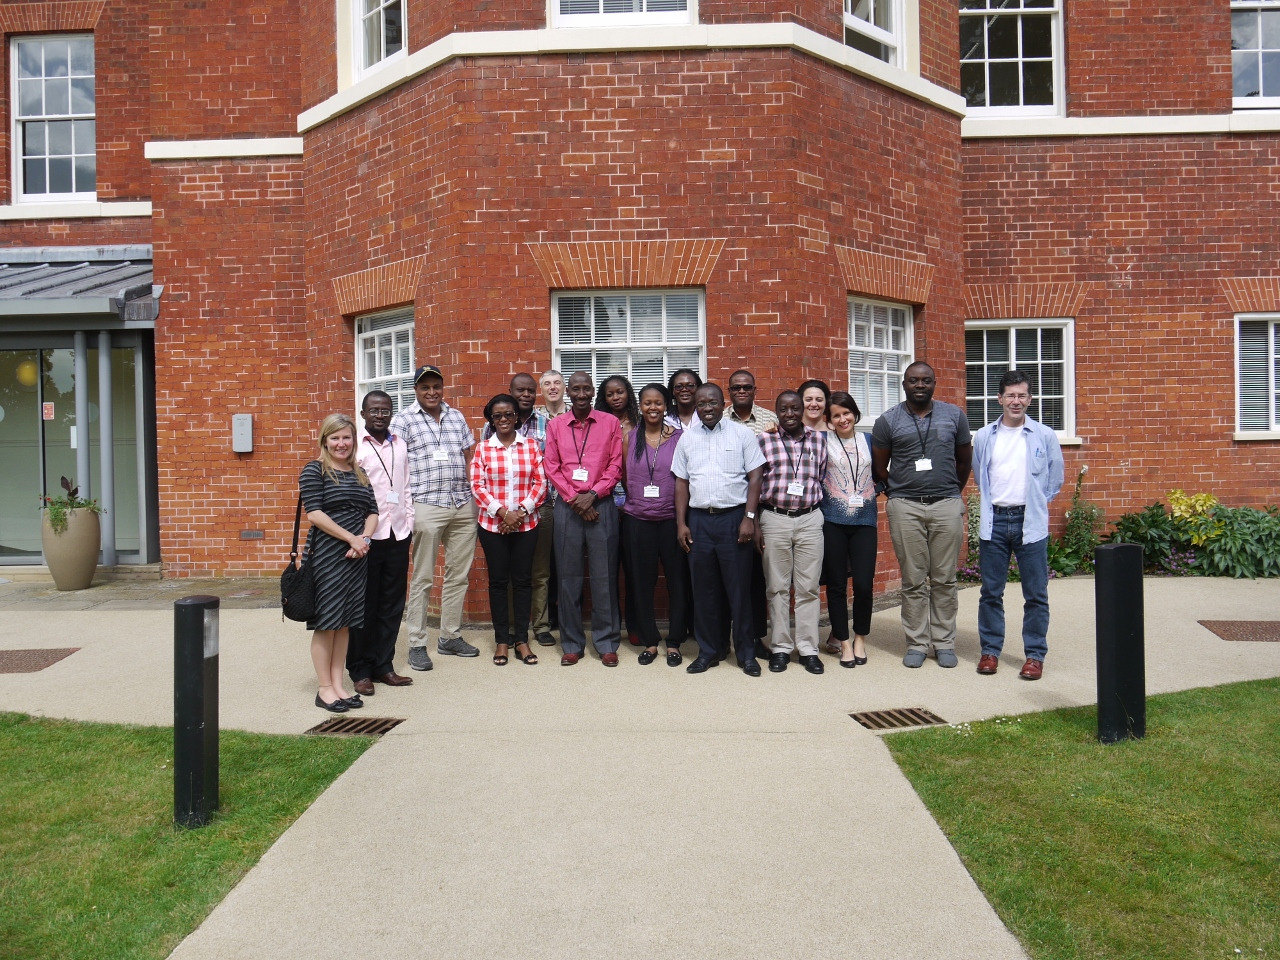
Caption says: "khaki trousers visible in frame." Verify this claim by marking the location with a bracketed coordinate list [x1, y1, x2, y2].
[759, 508, 824, 657]
[407, 501, 478, 645]
[885, 497, 965, 653]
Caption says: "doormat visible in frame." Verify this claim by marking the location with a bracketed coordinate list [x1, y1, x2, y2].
[0, 648, 80, 673]
[1197, 621, 1280, 643]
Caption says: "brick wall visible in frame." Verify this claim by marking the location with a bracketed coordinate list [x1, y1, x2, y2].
[919, 0, 958, 93]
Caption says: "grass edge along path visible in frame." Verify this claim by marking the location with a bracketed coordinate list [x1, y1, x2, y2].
[886, 678, 1280, 960]
[0, 712, 374, 960]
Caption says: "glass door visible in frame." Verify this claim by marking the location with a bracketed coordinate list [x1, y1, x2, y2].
[0, 350, 43, 558]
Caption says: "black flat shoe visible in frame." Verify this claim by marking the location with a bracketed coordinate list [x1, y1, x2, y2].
[342, 694, 364, 708]
[840, 658, 857, 669]
[853, 654, 868, 665]
[638, 649, 658, 665]
[315, 694, 348, 713]
[666, 649, 683, 667]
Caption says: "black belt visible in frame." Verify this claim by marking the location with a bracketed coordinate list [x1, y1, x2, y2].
[762, 503, 818, 517]
[894, 495, 954, 505]
[992, 504, 1026, 514]
[693, 504, 745, 515]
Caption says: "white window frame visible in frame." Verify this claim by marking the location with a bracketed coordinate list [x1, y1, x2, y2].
[959, 0, 1064, 118]
[844, 0, 903, 67]
[964, 318, 1075, 439]
[1232, 1, 1280, 110]
[1236, 314, 1280, 435]
[550, 0, 694, 30]
[354, 0, 406, 78]
[551, 289, 705, 387]
[11, 34, 96, 203]
[847, 296, 914, 427]
[355, 308, 417, 416]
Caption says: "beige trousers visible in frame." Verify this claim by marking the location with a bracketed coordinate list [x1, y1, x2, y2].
[407, 501, 478, 645]
[885, 497, 965, 653]
[759, 509, 825, 657]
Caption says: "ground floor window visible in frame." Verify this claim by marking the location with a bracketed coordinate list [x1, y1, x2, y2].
[848, 296, 912, 424]
[552, 290, 705, 387]
[355, 308, 415, 414]
[964, 319, 1073, 435]
[1237, 315, 1280, 431]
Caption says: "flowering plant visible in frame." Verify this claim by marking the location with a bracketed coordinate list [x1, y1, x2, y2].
[40, 476, 103, 535]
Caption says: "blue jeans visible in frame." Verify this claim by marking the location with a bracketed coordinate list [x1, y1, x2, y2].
[978, 507, 1049, 661]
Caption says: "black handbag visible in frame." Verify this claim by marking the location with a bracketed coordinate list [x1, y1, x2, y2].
[280, 492, 315, 623]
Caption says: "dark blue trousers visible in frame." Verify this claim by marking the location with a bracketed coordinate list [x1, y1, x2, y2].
[688, 507, 757, 665]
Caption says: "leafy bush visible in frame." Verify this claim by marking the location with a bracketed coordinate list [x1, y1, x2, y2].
[1051, 466, 1103, 576]
[1195, 505, 1280, 579]
[1107, 492, 1280, 578]
[1106, 502, 1177, 573]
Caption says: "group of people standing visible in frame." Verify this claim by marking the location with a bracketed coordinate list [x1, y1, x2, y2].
[297, 358, 1064, 710]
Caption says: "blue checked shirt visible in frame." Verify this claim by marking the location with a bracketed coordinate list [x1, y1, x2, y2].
[390, 400, 475, 508]
[671, 418, 766, 508]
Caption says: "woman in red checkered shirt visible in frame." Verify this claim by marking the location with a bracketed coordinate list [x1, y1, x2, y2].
[469, 394, 549, 665]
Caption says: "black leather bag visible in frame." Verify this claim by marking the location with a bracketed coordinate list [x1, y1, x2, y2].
[280, 493, 315, 623]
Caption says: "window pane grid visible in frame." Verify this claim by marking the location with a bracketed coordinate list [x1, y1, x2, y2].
[360, 0, 403, 71]
[960, 0, 1060, 113]
[1233, 3, 1280, 102]
[844, 0, 899, 64]
[964, 323, 1069, 432]
[559, 0, 687, 12]
[1237, 317, 1279, 431]
[356, 310, 415, 415]
[553, 291, 705, 387]
[848, 297, 912, 423]
[14, 36, 95, 198]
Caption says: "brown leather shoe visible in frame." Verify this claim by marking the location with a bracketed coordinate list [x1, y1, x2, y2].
[560, 652, 581, 666]
[353, 678, 376, 696]
[977, 654, 999, 675]
[1019, 658, 1044, 681]
[601, 652, 619, 667]
[373, 671, 413, 687]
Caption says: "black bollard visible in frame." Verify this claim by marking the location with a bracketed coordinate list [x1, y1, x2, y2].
[174, 595, 220, 827]
[1094, 543, 1145, 744]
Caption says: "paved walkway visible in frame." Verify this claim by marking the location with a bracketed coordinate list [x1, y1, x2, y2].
[3, 575, 1279, 960]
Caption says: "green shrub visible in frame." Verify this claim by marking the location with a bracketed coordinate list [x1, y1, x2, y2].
[1195, 505, 1280, 579]
[1050, 466, 1103, 576]
[1105, 502, 1177, 572]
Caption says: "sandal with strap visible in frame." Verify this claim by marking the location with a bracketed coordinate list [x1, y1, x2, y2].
[493, 646, 509, 666]
[515, 642, 538, 665]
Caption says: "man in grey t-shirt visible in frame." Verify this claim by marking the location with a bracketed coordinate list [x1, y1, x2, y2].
[871, 361, 972, 669]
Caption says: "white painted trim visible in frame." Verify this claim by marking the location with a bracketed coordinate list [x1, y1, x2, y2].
[963, 111, 1280, 139]
[1234, 430, 1280, 441]
[299, 23, 966, 132]
[1058, 436, 1082, 446]
[0, 200, 152, 220]
[144, 138, 305, 160]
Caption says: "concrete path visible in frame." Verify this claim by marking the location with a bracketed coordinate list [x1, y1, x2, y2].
[3, 576, 1279, 960]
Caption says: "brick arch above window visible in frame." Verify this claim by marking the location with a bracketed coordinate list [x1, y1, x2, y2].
[834, 244, 933, 305]
[963, 282, 1091, 320]
[1220, 277, 1280, 313]
[526, 239, 725, 290]
[331, 256, 424, 316]
[0, 1, 104, 32]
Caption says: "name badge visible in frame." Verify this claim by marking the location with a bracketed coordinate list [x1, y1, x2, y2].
[572, 467, 589, 482]
[915, 458, 933, 472]
[643, 485, 661, 499]
[386, 491, 400, 504]
[433, 450, 450, 462]
[787, 480, 805, 496]
[848, 495, 864, 508]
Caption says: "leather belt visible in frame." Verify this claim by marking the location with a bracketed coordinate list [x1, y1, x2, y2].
[762, 503, 818, 517]
[895, 495, 953, 505]
[992, 504, 1026, 514]
[693, 504, 745, 515]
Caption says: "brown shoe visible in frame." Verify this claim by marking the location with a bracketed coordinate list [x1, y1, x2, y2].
[1019, 658, 1044, 681]
[353, 678, 376, 696]
[601, 652, 619, 667]
[373, 671, 413, 687]
[977, 654, 999, 675]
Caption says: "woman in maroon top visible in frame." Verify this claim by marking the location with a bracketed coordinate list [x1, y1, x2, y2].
[621, 383, 690, 666]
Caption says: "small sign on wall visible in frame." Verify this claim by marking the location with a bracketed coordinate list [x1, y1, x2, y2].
[42, 402, 54, 420]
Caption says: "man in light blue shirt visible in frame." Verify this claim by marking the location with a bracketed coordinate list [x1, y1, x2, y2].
[972, 370, 1064, 681]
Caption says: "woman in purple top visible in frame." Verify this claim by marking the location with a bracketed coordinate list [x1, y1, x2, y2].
[621, 383, 690, 666]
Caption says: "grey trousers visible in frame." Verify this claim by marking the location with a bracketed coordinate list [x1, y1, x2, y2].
[553, 497, 621, 654]
[760, 509, 824, 656]
[885, 497, 965, 653]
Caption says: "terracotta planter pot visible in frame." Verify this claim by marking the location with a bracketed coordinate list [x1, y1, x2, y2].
[41, 509, 101, 591]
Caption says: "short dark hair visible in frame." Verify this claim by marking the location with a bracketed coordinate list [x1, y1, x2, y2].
[361, 390, 392, 411]
[827, 390, 862, 425]
[728, 369, 755, 384]
[695, 382, 724, 404]
[998, 369, 1033, 395]
[668, 368, 703, 393]
[483, 393, 519, 426]
[775, 389, 801, 411]
[510, 372, 537, 390]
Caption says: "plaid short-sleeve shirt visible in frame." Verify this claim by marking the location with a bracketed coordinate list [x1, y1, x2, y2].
[390, 400, 475, 509]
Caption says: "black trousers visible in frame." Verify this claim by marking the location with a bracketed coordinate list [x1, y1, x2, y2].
[477, 526, 538, 645]
[347, 531, 411, 681]
[622, 513, 689, 647]
[688, 507, 757, 665]
[822, 521, 878, 640]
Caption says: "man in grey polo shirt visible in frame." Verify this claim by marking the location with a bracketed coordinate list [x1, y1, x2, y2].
[871, 361, 972, 668]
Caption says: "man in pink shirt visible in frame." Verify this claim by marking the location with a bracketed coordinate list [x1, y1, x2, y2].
[348, 391, 415, 695]
[543, 371, 624, 666]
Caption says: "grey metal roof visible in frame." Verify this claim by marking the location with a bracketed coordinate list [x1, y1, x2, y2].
[0, 246, 159, 323]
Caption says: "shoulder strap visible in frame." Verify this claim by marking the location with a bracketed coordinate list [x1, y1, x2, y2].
[290, 493, 304, 559]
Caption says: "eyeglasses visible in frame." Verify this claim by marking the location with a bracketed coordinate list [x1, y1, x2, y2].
[728, 384, 755, 392]
[490, 412, 518, 421]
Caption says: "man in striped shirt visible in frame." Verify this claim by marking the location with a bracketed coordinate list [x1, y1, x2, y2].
[755, 390, 828, 675]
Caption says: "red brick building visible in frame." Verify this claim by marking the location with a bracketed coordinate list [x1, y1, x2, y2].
[2, 1, 1278, 609]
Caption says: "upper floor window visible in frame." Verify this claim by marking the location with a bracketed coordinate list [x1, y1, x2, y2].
[552, 290, 704, 386]
[553, 0, 692, 29]
[848, 297, 913, 424]
[355, 308, 416, 415]
[1232, 2, 1280, 108]
[358, 0, 405, 74]
[1237, 316, 1280, 433]
[12, 35, 95, 201]
[965, 319, 1074, 436]
[845, 0, 902, 65]
[960, 0, 1062, 117]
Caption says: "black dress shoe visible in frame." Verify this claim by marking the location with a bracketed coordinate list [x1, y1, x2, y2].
[769, 652, 789, 673]
[799, 655, 825, 675]
[315, 693, 348, 713]
[742, 659, 762, 677]
[686, 657, 718, 674]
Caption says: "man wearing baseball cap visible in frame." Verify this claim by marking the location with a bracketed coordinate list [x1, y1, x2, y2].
[390, 364, 481, 669]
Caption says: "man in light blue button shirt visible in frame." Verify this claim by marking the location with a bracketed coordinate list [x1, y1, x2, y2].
[972, 370, 1064, 681]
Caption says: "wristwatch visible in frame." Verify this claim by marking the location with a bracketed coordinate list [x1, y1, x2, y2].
[745, 511, 756, 520]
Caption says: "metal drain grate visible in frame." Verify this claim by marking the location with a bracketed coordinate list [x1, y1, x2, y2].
[1198, 620, 1280, 643]
[305, 716, 406, 737]
[0, 648, 80, 674]
[850, 706, 947, 731]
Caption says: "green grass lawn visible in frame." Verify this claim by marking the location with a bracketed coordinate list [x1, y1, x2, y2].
[0, 712, 373, 960]
[887, 678, 1280, 960]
